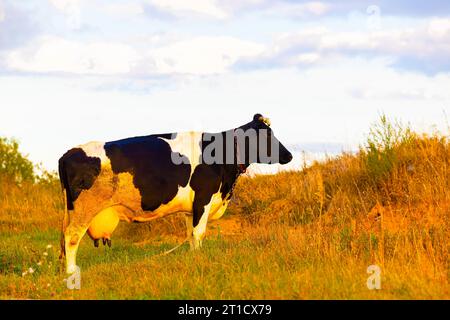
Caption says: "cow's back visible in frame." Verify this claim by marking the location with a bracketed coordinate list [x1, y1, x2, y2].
[59, 132, 203, 215]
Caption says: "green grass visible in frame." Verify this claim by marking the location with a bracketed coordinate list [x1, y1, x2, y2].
[0, 222, 447, 300]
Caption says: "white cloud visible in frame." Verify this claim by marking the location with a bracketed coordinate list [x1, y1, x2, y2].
[151, 36, 264, 74]
[264, 1, 330, 18]
[294, 53, 320, 64]
[48, 0, 82, 29]
[428, 18, 450, 39]
[8, 16, 450, 77]
[5, 35, 264, 76]
[142, 0, 329, 20]
[103, 3, 144, 17]
[0, 2, 5, 22]
[147, 0, 229, 20]
[7, 36, 140, 75]
[238, 18, 450, 74]
[48, 0, 81, 12]
[304, 1, 328, 15]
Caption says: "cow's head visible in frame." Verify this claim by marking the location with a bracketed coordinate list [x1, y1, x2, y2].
[237, 114, 293, 165]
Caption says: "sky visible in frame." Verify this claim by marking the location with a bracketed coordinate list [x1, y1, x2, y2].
[0, 0, 449, 171]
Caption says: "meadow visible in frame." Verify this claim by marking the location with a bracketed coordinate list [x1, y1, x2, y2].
[0, 118, 448, 300]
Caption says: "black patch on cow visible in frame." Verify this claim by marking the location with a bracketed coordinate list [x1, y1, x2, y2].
[104, 133, 191, 211]
[190, 131, 241, 227]
[58, 148, 102, 210]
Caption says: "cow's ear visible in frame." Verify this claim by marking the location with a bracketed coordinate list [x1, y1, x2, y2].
[253, 114, 271, 127]
[253, 113, 263, 122]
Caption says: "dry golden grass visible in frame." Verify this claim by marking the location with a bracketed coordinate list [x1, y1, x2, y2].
[0, 127, 449, 300]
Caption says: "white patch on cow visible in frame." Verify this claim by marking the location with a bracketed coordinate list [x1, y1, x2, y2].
[78, 141, 109, 164]
[155, 131, 202, 214]
[192, 202, 211, 249]
[210, 200, 229, 220]
[160, 131, 203, 175]
[149, 183, 195, 216]
[192, 186, 223, 249]
[133, 132, 203, 222]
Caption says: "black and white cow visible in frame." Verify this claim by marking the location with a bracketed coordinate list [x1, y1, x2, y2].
[58, 114, 293, 274]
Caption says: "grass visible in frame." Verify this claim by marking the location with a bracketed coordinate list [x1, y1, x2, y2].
[0, 118, 449, 300]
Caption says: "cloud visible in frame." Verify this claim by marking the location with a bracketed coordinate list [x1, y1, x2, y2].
[222, 0, 330, 18]
[48, 0, 82, 29]
[48, 0, 81, 11]
[377, 0, 450, 17]
[43, 1, 450, 26]
[5, 35, 264, 76]
[291, 1, 329, 15]
[2, 1, 450, 79]
[259, 1, 330, 18]
[428, 18, 450, 38]
[144, 0, 229, 20]
[139, 0, 331, 20]
[283, 0, 450, 17]
[147, 0, 450, 20]
[6, 36, 140, 75]
[0, 2, 5, 22]
[103, 3, 144, 18]
[235, 19, 450, 75]
[149, 36, 264, 75]
[0, 1, 40, 51]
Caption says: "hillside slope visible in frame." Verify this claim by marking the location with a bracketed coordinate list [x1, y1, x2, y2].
[0, 121, 448, 299]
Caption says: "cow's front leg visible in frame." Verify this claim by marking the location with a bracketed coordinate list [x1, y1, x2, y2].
[65, 222, 89, 274]
[64, 199, 110, 274]
[192, 198, 213, 250]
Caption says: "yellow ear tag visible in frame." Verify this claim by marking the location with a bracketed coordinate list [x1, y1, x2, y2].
[259, 116, 271, 127]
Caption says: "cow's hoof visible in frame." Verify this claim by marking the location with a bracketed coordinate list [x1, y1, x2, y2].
[107, 239, 112, 248]
[94, 239, 99, 248]
[102, 238, 107, 246]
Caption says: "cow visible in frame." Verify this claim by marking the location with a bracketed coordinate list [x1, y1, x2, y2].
[58, 114, 293, 274]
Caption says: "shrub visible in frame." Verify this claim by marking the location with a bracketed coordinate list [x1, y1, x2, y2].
[361, 115, 414, 185]
[0, 137, 35, 184]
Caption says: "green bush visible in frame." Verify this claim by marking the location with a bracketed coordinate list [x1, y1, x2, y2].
[0, 137, 35, 184]
[362, 115, 414, 184]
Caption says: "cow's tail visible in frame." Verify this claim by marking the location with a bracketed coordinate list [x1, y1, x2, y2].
[58, 158, 70, 260]
[134, 236, 189, 256]
[159, 237, 190, 256]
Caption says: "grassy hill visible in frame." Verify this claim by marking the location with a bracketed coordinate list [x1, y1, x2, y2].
[0, 118, 448, 299]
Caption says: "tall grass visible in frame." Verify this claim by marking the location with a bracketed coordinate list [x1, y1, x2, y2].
[230, 118, 449, 299]
[0, 117, 448, 299]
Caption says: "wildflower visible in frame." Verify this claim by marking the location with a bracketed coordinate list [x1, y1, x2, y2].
[28, 267, 35, 274]
[43, 252, 48, 257]
[46, 245, 53, 249]
[37, 261, 43, 266]
[22, 271, 28, 277]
